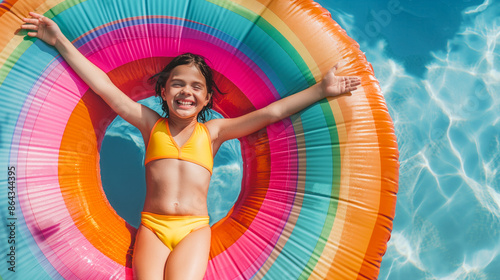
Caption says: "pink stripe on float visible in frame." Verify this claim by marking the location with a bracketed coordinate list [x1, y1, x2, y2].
[15, 56, 97, 278]
[245, 118, 298, 277]
[18, 64, 127, 277]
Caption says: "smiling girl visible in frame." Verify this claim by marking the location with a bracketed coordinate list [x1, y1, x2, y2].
[22, 11, 360, 280]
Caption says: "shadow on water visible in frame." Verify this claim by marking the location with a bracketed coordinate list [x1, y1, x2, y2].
[100, 134, 146, 229]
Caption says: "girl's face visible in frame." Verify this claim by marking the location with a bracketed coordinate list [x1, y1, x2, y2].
[161, 64, 211, 120]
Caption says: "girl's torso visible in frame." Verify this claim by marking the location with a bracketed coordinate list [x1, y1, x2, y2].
[141, 118, 215, 216]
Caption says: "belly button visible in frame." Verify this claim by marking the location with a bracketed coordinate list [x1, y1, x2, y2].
[174, 202, 179, 208]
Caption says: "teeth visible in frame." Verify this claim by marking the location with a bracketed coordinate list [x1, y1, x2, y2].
[177, 100, 194, 105]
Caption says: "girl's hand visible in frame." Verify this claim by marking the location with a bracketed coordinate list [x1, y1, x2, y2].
[21, 12, 62, 46]
[321, 64, 361, 97]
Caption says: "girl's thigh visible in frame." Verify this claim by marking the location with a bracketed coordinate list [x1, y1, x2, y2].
[133, 225, 171, 280]
[165, 227, 211, 280]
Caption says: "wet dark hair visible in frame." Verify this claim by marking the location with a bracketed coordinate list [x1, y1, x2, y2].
[149, 53, 223, 122]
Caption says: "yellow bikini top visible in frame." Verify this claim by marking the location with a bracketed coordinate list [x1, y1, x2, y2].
[144, 118, 213, 174]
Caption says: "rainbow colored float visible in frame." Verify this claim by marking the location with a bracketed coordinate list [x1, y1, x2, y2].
[0, 0, 399, 279]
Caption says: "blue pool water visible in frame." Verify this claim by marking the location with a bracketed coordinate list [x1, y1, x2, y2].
[101, 0, 500, 279]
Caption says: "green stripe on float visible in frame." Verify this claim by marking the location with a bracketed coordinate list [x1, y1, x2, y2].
[299, 101, 341, 279]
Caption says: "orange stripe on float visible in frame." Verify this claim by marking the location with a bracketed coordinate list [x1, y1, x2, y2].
[59, 97, 133, 266]
[327, 85, 383, 280]
[356, 85, 399, 280]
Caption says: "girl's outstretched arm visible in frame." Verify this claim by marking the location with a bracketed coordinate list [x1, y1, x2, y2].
[208, 65, 361, 146]
[21, 12, 159, 132]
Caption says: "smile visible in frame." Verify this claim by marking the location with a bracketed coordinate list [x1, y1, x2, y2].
[176, 100, 195, 106]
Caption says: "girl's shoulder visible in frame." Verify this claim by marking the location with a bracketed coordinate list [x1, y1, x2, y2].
[203, 118, 220, 133]
[203, 118, 229, 140]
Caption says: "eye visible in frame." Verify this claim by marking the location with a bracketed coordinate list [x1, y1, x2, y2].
[192, 83, 204, 91]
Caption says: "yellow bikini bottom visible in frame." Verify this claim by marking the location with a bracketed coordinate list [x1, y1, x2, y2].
[140, 212, 210, 251]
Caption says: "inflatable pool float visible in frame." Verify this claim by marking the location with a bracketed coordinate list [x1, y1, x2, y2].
[0, 0, 399, 279]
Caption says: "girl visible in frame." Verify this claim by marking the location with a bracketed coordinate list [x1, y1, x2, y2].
[22, 12, 360, 280]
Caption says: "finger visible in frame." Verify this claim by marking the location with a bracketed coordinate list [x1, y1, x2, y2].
[350, 77, 361, 86]
[344, 76, 361, 85]
[28, 12, 48, 24]
[29, 11, 43, 19]
[27, 31, 38, 37]
[323, 64, 339, 78]
[347, 83, 360, 91]
[21, 24, 39, 30]
[22, 18, 39, 24]
[330, 63, 339, 74]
